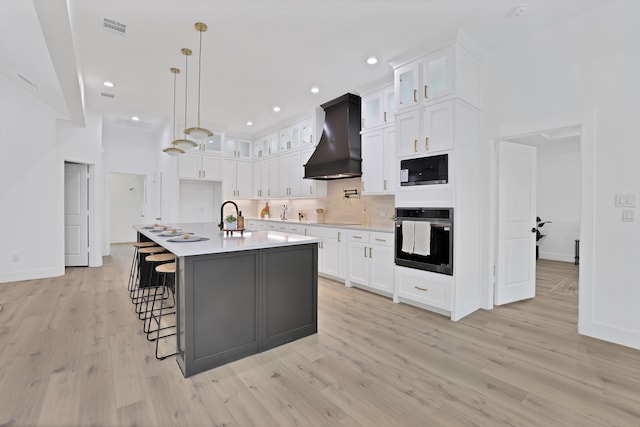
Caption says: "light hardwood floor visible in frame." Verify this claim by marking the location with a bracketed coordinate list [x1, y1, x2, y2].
[1, 247, 639, 426]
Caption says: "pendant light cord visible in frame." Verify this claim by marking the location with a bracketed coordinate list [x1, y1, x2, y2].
[184, 50, 189, 135]
[197, 29, 203, 128]
[172, 70, 177, 142]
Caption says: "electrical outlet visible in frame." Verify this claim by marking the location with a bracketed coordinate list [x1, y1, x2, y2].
[378, 211, 386, 217]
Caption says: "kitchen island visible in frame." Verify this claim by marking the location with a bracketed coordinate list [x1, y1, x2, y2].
[135, 222, 320, 377]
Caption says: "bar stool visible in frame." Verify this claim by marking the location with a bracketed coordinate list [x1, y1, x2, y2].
[131, 246, 167, 304]
[148, 262, 178, 360]
[128, 242, 157, 293]
[138, 253, 176, 325]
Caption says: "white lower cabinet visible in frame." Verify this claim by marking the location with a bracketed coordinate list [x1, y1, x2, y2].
[394, 265, 452, 315]
[305, 225, 344, 280]
[346, 231, 394, 296]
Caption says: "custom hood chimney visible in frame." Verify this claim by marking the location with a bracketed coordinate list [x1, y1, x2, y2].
[304, 93, 362, 180]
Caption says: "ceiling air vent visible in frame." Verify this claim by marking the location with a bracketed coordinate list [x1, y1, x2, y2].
[103, 17, 126, 35]
[100, 92, 115, 98]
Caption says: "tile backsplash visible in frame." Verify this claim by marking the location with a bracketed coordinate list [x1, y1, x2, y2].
[234, 177, 395, 227]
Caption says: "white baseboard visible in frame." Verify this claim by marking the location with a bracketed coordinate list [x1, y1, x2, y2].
[0, 266, 64, 284]
[539, 250, 575, 263]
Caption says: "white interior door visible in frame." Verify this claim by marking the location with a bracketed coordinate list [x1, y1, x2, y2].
[65, 162, 89, 266]
[496, 141, 537, 305]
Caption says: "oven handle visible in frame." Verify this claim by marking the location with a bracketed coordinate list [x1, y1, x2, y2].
[395, 220, 452, 228]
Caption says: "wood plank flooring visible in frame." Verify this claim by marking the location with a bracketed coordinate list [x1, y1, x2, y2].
[1, 247, 639, 426]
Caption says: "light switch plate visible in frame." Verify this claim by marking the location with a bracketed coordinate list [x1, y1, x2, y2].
[622, 209, 635, 222]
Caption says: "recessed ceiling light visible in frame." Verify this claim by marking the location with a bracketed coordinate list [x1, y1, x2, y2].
[131, 116, 140, 121]
[103, 81, 115, 88]
[366, 57, 378, 65]
[310, 87, 319, 94]
[273, 106, 281, 112]
[246, 121, 253, 126]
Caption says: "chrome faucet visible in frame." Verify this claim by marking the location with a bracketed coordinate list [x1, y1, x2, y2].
[281, 204, 288, 220]
[219, 200, 239, 230]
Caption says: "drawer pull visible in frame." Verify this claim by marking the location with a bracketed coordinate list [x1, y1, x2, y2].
[424, 84, 429, 99]
[375, 238, 386, 242]
[353, 235, 362, 239]
[414, 286, 428, 292]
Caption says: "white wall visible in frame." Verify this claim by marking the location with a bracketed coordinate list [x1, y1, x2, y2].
[178, 180, 221, 223]
[0, 74, 62, 283]
[482, 0, 640, 349]
[102, 123, 164, 252]
[537, 140, 581, 262]
[109, 173, 145, 243]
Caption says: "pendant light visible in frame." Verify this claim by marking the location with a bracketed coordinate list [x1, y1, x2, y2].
[184, 22, 213, 139]
[162, 67, 185, 156]
[173, 48, 198, 150]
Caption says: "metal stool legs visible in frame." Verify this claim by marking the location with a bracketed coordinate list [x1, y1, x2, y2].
[148, 262, 177, 360]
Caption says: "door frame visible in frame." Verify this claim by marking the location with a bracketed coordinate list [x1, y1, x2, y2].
[62, 160, 101, 267]
[486, 122, 584, 311]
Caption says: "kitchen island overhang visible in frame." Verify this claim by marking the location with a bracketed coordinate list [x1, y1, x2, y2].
[135, 223, 320, 377]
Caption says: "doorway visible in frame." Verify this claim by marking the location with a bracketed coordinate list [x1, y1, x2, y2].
[109, 173, 146, 244]
[64, 162, 89, 267]
[494, 125, 581, 306]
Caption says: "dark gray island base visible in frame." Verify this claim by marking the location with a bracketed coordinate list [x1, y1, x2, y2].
[175, 243, 318, 377]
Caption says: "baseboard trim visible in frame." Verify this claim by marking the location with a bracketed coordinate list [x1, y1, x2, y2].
[539, 251, 574, 263]
[0, 266, 65, 284]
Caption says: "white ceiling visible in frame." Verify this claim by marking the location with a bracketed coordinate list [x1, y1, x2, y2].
[2, 0, 615, 139]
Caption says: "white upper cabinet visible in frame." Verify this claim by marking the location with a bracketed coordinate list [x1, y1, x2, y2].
[279, 122, 304, 151]
[278, 128, 290, 152]
[200, 133, 224, 154]
[362, 127, 395, 194]
[393, 41, 480, 112]
[301, 117, 314, 145]
[222, 159, 252, 199]
[179, 153, 222, 180]
[421, 46, 454, 102]
[269, 132, 279, 156]
[224, 136, 252, 159]
[395, 61, 420, 111]
[361, 85, 396, 130]
[422, 101, 454, 153]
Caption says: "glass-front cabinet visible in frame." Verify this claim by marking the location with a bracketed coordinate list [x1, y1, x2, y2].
[301, 117, 314, 145]
[394, 61, 419, 111]
[224, 136, 252, 159]
[422, 46, 453, 102]
[361, 85, 396, 130]
[202, 133, 223, 153]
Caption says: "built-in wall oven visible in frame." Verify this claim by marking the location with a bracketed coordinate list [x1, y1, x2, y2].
[394, 207, 453, 275]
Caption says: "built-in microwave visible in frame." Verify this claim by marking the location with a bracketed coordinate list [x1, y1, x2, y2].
[400, 154, 448, 186]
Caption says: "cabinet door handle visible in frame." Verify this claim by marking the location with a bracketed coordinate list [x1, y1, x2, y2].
[362, 181, 365, 192]
[369, 247, 373, 258]
[338, 232, 341, 242]
[309, 185, 313, 195]
[413, 139, 417, 152]
[425, 136, 429, 151]
[383, 179, 387, 190]
[202, 170, 206, 178]
[363, 247, 368, 258]
[268, 189, 271, 196]
[424, 84, 429, 99]
[413, 89, 417, 103]
[384, 111, 387, 123]
[414, 286, 428, 292]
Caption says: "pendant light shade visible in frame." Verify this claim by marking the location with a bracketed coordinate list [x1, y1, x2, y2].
[173, 48, 198, 150]
[184, 22, 213, 139]
[162, 67, 186, 156]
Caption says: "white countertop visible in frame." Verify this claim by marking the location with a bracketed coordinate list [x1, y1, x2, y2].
[135, 222, 320, 257]
[245, 217, 394, 233]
